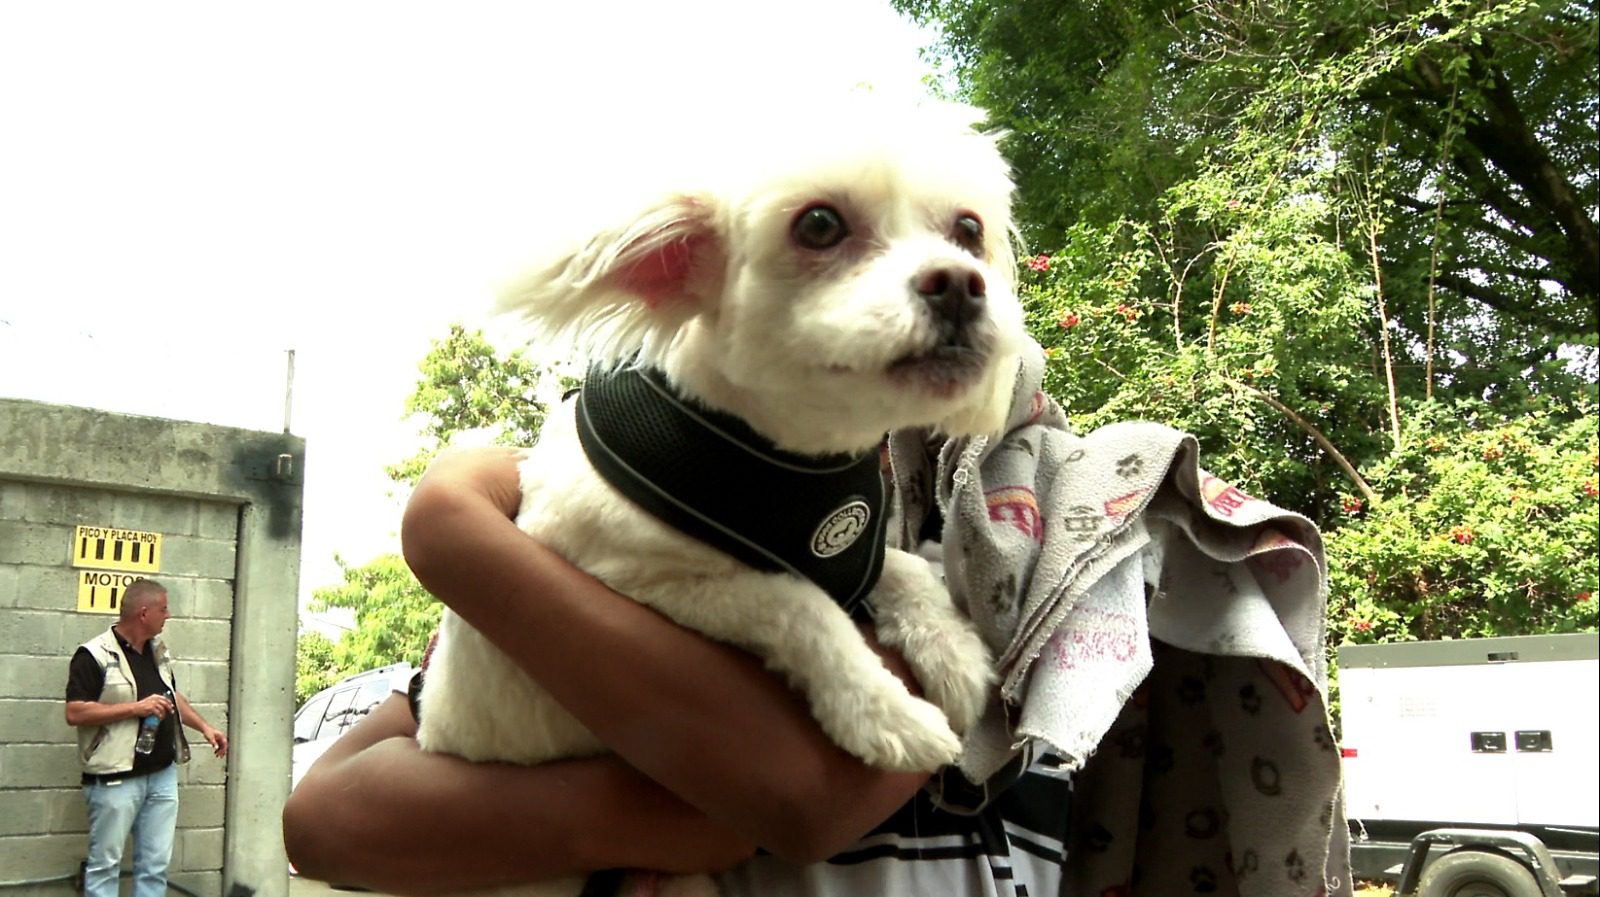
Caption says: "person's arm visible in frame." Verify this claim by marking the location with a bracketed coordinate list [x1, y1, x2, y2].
[64, 648, 174, 728]
[283, 691, 755, 894]
[64, 693, 172, 728]
[399, 447, 930, 862]
[174, 690, 227, 757]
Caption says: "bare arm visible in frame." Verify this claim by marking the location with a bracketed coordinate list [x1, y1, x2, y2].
[174, 690, 227, 757]
[400, 446, 929, 863]
[284, 692, 754, 894]
[64, 693, 171, 728]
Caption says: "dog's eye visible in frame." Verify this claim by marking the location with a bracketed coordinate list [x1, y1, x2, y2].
[951, 214, 984, 256]
[792, 205, 849, 250]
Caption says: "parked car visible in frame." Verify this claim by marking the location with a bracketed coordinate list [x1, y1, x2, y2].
[291, 662, 415, 791]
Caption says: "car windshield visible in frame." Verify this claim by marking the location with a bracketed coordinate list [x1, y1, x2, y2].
[292, 693, 330, 743]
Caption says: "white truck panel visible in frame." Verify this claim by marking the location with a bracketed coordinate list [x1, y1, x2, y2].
[1504, 654, 1599, 827]
[1339, 634, 1599, 829]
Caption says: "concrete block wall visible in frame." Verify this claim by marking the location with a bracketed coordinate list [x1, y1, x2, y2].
[0, 399, 304, 897]
[0, 478, 238, 895]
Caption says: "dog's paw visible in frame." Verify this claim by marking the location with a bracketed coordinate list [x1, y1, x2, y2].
[827, 690, 964, 772]
[913, 633, 996, 735]
[871, 551, 996, 735]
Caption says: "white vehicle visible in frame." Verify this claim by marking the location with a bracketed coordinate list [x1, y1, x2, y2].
[291, 662, 415, 791]
[1340, 633, 1599, 896]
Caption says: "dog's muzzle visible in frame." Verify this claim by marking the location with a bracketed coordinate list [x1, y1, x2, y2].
[889, 264, 995, 394]
[914, 265, 988, 347]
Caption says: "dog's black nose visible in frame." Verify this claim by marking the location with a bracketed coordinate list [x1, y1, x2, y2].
[913, 266, 987, 330]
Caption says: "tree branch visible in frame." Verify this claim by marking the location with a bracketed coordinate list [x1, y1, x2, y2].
[1455, 46, 1599, 299]
[1389, 194, 1546, 258]
[1430, 271, 1588, 332]
[1222, 378, 1377, 503]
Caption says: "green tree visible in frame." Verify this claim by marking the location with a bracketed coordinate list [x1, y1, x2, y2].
[1022, 200, 1386, 521]
[294, 630, 340, 705]
[903, 0, 1599, 651]
[1327, 399, 1600, 643]
[900, 0, 1598, 404]
[295, 325, 562, 694]
[308, 553, 441, 676]
[387, 323, 569, 485]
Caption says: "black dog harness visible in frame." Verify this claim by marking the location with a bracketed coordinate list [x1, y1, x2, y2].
[574, 364, 886, 619]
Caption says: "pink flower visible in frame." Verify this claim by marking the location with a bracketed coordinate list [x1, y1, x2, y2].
[1058, 313, 1081, 329]
[1027, 254, 1051, 272]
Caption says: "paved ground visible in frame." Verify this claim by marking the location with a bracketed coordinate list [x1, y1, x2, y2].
[288, 876, 348, 897]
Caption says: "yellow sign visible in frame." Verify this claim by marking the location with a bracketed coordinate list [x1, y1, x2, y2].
[77, 570, 143, 614]
[72, 525, 162, 573]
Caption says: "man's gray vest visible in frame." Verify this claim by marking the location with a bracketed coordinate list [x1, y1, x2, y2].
[75, 628, 190, 775]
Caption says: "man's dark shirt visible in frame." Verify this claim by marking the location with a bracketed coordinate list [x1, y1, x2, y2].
[66, 628, 177, 780]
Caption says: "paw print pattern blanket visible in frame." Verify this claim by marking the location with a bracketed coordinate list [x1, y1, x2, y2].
[886, 340, 1354, 897]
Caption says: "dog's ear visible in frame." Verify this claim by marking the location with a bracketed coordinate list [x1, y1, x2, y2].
[497, 194, 723, 365]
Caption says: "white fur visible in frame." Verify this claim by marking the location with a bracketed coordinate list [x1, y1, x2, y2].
[419, 98, 1022, 897]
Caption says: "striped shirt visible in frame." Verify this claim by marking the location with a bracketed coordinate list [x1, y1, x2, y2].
[716, 755, 1071, 897]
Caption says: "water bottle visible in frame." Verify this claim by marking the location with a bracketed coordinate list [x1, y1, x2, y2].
[134, 713, 160, 755]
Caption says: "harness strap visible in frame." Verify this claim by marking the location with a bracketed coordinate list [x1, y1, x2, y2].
[575, 365, 885, 619]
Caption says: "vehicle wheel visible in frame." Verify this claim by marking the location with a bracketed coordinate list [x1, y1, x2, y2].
[1416, 848, 1542, 897]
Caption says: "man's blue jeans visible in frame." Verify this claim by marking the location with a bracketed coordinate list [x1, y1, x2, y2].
[82, 765, 179, 897]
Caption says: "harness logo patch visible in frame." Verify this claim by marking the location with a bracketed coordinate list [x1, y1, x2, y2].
[811, 500, 871, 558]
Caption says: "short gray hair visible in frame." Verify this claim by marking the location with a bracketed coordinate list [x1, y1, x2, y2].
[119, 578, 168, 622]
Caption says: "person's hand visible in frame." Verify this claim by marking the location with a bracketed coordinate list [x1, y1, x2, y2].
[133, 693, 174, 719]
[202, 726, 228, 758]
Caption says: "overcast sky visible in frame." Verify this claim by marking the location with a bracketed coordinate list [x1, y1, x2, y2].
[0, 1, 940, 634]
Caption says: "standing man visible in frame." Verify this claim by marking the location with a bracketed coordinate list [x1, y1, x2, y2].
[65, 578, 228, 897]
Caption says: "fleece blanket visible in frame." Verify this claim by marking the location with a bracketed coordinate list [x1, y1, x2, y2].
[885, 340, 1353, 897]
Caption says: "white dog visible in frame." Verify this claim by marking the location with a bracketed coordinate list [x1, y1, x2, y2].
[418, 99, 1026, 897]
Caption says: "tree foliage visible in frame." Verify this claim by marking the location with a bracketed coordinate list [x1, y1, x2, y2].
[295, 325, 561, 696]
[294, 630, 340, 705]
[901, 0, 1598, 402]
[901, 0, 1598, 649]
[1327, 399, 1599, 644]
[306, 553, 441, 684]
[386, 323, 569, 485]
